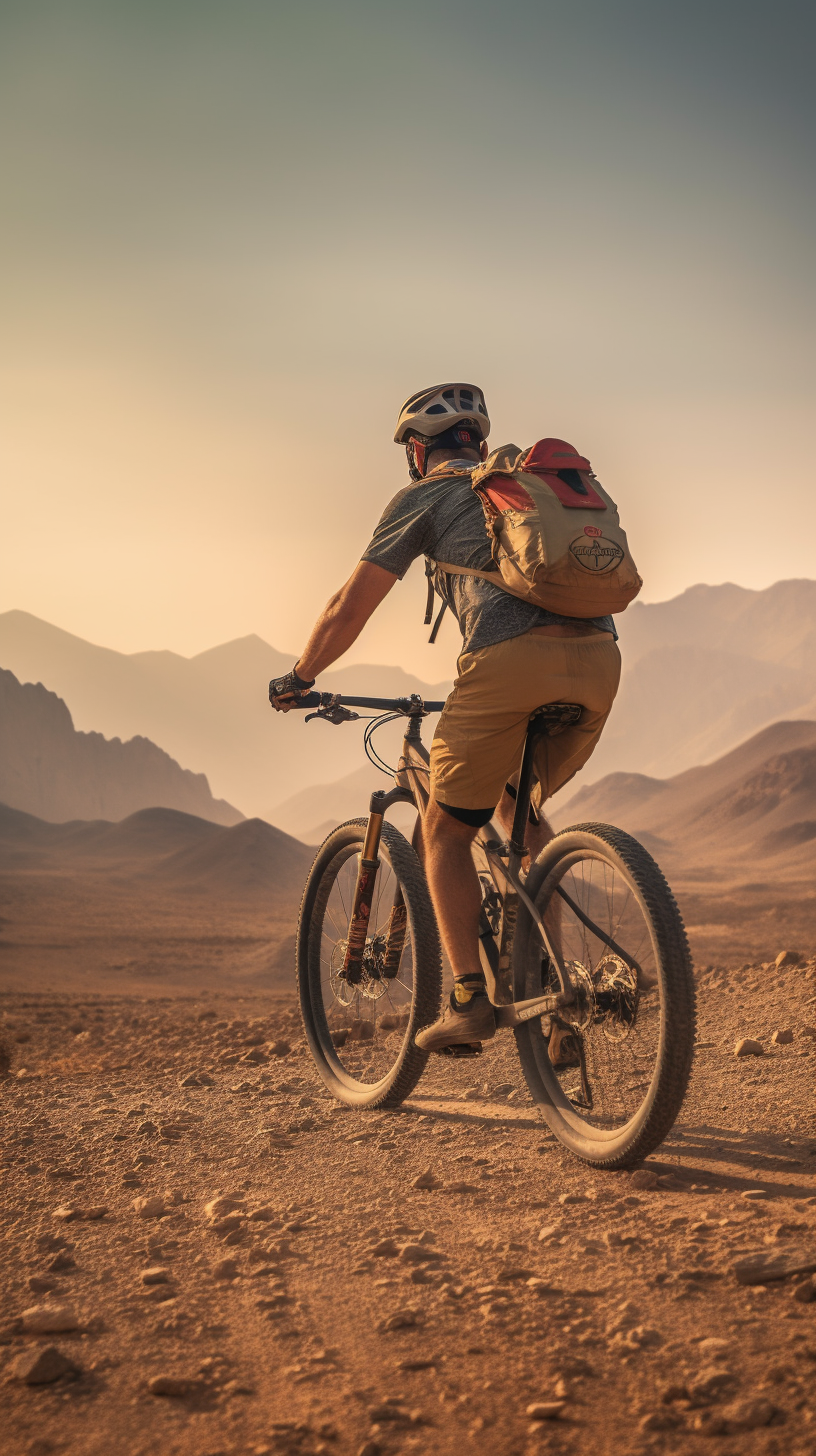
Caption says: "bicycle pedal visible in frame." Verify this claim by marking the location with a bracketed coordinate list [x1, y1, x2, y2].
[436, 1042, 483, 1058]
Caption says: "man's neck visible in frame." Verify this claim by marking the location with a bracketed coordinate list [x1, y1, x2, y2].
[425, 447, 480, 475]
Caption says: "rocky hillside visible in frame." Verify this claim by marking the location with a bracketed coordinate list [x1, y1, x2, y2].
[0, 669, 243, 826]
[554, 718, 816, 874]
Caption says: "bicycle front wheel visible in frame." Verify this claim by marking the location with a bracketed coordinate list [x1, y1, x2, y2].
[297, 818, 442, 1108]
[513, 823, 696, 1168]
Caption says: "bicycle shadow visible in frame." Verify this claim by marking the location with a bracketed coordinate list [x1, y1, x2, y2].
[634, 1122, 816, 1200]
[400, 1093, 542, 1133]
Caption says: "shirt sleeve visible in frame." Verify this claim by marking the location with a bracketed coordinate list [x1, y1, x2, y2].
[360, 485, 436, 580]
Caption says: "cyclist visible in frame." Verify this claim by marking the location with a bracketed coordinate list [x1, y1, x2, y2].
[269, 384, 621, 1053]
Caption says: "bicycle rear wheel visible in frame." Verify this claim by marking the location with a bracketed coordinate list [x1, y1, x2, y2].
[513, 823, 695, 1168]
[297, 818, 442, 1108]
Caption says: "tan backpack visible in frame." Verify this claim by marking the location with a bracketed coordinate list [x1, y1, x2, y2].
[426, 437, 642, 634]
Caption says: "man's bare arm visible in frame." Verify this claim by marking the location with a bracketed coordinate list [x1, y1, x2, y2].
[270, 561, 399, 710]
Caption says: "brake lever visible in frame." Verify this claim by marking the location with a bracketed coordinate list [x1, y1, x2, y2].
[305, 704, 361, 726]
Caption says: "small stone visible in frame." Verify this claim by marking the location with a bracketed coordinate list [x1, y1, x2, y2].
[204, 1195, 245, 1221]
[372, 1238, 399, 1258]
[558, 1191, 589, 1205]
[399, 1243, 440, 1264]
[732, 1249, 816, 1284]
[526, 1401, 565, 1420]
[792, 1276, 815, 1303]
[133, 1196, 165, 1219]
[247, 1205, 278, 1223]
[148, 1375, 199, 1397]
[28, 1277, 57, 1295]
[698, 1337, 730, 1359]
[15, 1346, 79, 1384]
[357, 1443, 382, 1456]
[630, 1169, 660, 1191]
[140, 1267, 169, 1286]
[179, 1072, 200, 1087]
[734, 1039, 764, 1057]
[640, 1412, 681, 1432]
[52, 1204, 79, 1222]
[379, 1306, 422, 1331]
[692, 1411, 728, 1436]
[269, 1040, 291, 1057]
[771, 1028, 794, 1045]
[45, 1250, 75, 1273]
[622, 1324, 662, 1349]
[741, 1188, 768, 1200]
[688, 1367, 738, 1401]
[538, 1225, 559, 1242]
[774, 950, 801, 968]
[242, 1047, 268, 1064]
[411, 1169, 443, 1191]
[722, 1397, 775, 1429]
[21, 1305, 80, 1334]
[197, 1072, 215, 1086]
[213, 1258, 240, 1281]
[137, 1120, 158, 1135]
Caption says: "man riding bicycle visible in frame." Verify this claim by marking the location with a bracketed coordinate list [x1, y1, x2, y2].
[270, 384, 621, 1053]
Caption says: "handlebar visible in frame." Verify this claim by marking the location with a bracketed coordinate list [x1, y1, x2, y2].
[272, 689, 447, 715]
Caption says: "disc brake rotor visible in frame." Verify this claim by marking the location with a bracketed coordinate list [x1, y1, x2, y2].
[329, 938, 389, 1005]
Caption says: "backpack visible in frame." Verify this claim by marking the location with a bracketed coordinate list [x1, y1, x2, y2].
[424, 437, 642, 639]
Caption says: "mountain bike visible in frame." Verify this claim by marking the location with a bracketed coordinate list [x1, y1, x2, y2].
[277, 686, 696, 1169]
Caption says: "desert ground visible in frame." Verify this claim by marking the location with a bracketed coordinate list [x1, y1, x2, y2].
[1, 951, 815, 1456]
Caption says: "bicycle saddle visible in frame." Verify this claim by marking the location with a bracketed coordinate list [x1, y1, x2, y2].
[529, 702, 583, 735]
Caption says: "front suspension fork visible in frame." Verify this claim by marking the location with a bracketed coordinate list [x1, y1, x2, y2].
[341, 789, 412, 982]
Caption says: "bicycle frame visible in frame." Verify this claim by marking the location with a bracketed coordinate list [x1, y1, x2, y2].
[315, 693, 577, 1030]
[283, 688, 628, 1032]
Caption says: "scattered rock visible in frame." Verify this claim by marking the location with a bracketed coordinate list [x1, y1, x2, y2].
[148, 1375, 200, 1398]
[15, 1345, 79, 1384]
[688, 1367, 738, 1401]
[269, 1041, 291, 1057]
[640, 1412, 681, 1432]
[45, 1250, 75, 1273]
[21, 1305, 80, 1334]
[204, 1195, 246, 1221]
[722, 1397, 775, 1429]
[734, 1039, 764, 1058]
[630, 1169, 660, 1191]
[558, 1191, 589, 1205]
[379, 1307, 423, 1332]
[371, 1238, 399, 1258]
[212, 1258, 240, 1281]
[741, 1189, 768, 1201]
[28, 1277, 57, 1295]
[771, 1028, 794, 1045]
[133, 1196, 166, 1220]
[792, 1275, 816, 1303]
[137, 1121, 158, 1136]
[775, 950, 801, 968]
[140, 1267, 169, 1286]
[242, 1047, 268, 1064]
[52, 1204, 79, 1222]
[731, 1249, 816, 1284]
[247, 1205, 278, 1223]
[411, 1169, 443, 1191]
[444, 1181, 479, 1194]
[538, 1225, 559, 1242]
[526, 1401, 565, 1420]
[698, 1337, 730, 1359]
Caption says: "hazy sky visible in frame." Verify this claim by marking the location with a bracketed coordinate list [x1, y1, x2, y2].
[2, 0, 814, 681]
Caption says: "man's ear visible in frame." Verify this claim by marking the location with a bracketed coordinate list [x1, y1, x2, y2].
[480, 439, 488, 461]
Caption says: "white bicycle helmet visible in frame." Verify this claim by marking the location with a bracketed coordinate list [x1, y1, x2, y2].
[394, 382, 490, 444]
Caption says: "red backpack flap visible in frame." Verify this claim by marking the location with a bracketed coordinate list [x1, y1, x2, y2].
[521, 438, 606, 510]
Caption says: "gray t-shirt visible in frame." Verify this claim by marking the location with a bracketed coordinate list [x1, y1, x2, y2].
[362, 462, 616, 654]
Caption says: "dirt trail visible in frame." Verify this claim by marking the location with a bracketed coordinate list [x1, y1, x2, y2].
[1, 958, 814, 1456]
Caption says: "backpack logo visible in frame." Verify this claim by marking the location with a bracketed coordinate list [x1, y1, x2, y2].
[569, 534, 624, 573]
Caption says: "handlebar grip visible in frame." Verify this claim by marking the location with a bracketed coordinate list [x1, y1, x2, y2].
[268, 688, 322, 708]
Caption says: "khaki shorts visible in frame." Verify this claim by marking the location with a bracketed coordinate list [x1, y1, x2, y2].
[430, 631, 622, 812]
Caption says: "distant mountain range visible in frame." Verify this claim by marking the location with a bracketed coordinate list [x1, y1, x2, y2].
[0, 801, 312, 899]
[2, 579, 814, 819]
[0, 668, 242, 826]
[0, 610, 449, 817]
[553, 718, 816, 877]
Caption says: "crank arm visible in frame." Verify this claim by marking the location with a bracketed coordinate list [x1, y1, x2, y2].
[494, 990, 574, 1030]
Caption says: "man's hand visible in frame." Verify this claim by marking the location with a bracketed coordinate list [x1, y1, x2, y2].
[269, 666, 315, 713]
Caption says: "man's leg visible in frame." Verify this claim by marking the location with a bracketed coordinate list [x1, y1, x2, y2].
[414, 798, 496, 1052]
